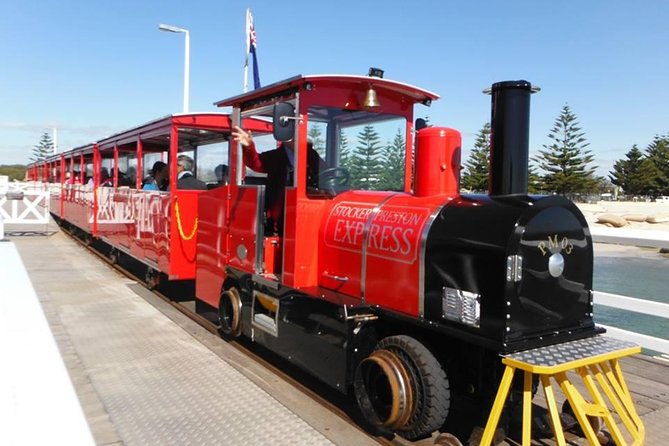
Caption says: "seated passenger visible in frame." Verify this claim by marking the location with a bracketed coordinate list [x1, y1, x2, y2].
[99, 167, 112, 187]
[176, 155, 206, 190]
[215, 164, 228, 186]
[86, 168, 112, 188]
[142, 161, 168, 191]
[118, 167, 136, 187]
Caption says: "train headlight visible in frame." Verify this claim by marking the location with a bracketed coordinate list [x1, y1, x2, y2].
[442, 287, 480, 328]
[548, 252, 565, 278]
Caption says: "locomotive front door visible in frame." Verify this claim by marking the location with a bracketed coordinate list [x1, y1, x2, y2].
[227, 185, 264, 275]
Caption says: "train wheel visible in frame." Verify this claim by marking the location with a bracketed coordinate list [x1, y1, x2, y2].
[109, 248, 119, 265]
[218, 287, 242, 338]
[354, 335, 450, 440]
[145, 268, 160, 290]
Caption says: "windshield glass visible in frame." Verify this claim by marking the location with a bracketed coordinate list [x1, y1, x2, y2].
[307, 106, 407, 194]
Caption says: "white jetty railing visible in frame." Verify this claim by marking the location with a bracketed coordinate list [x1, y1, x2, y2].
[590, 225, 669, 250]
[590, 225, 669, 355]
[0, 178, 51, 237]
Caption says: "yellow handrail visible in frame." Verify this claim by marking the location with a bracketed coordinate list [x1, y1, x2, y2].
[174, 198, 198, 241]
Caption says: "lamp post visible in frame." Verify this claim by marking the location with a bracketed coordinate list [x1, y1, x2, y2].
[159, 23, 190, 113]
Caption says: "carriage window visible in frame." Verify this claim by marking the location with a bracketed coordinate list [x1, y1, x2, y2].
[196, 141, 228, 186]
[117, 156, 136, 187]
[142, 152, 163, 180]
[85, 162, 93, 183]
[307, 106, 407, 194]
[175, 127, 230, 186]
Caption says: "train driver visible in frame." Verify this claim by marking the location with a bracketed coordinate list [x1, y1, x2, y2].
[232, 126, 325, 235]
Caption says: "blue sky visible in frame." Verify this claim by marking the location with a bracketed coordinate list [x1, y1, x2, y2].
[1, 0, 667, 176]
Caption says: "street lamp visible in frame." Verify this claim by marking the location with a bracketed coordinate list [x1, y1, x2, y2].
[159, 23, 190, 113]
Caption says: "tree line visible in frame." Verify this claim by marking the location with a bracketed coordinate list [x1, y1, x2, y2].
[462, 105, 669, 198]
[609, 136, 669, 196]
[310, 104, 669, 198]
[0, 164, 27, 181]
[23, 118, 669, 198]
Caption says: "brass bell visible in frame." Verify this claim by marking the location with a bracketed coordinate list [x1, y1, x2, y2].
[363, 86, 380, 108]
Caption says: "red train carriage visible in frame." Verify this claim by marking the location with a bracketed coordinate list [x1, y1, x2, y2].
[40, 113, 270, 282]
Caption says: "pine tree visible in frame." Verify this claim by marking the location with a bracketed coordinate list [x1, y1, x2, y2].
[533, 105, 599, 195]
[528, 164, 543, 194]
[644, 134, 669, 195]
[377, 130, 405, 191]
[308, 125, 326, 158]
[350, 125, 383, 189]
[339, 131, 352, 170]
[609, 145, 647, 196]
[31, 132, 54, 162]
[461, 122, 490, 192]
[638, 158, 664, 196]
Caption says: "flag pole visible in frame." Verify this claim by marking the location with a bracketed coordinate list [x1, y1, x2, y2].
[243, 8, 250, 93]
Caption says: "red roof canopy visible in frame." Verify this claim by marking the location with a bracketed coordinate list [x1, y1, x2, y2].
[214, 74, 439, 109]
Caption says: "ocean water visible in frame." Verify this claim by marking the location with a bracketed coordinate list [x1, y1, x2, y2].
[593, 252, 669, 341]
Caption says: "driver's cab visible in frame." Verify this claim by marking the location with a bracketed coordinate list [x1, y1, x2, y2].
[216, 74, 437, 289]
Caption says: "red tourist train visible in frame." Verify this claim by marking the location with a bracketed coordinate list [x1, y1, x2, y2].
[29, 73, 639, 442]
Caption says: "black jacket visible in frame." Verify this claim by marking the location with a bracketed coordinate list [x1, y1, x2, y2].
[176, 172, 207, 190]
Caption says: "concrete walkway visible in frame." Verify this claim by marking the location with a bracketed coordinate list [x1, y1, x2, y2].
[10, 228, 378, 446]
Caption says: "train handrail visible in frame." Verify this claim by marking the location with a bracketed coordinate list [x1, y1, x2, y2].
[174, 196, 198, 241]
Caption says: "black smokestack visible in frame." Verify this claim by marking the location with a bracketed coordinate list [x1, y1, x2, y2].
[487, 80, 539, 195]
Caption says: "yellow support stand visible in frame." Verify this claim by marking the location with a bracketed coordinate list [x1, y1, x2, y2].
[480, 336, 645, 445]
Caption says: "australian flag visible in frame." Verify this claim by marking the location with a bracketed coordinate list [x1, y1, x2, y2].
[246, 9, 261, 90]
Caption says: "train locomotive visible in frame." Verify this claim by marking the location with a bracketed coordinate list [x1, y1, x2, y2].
[31, 73, 634, 443]
[200, 77, 601, 441]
